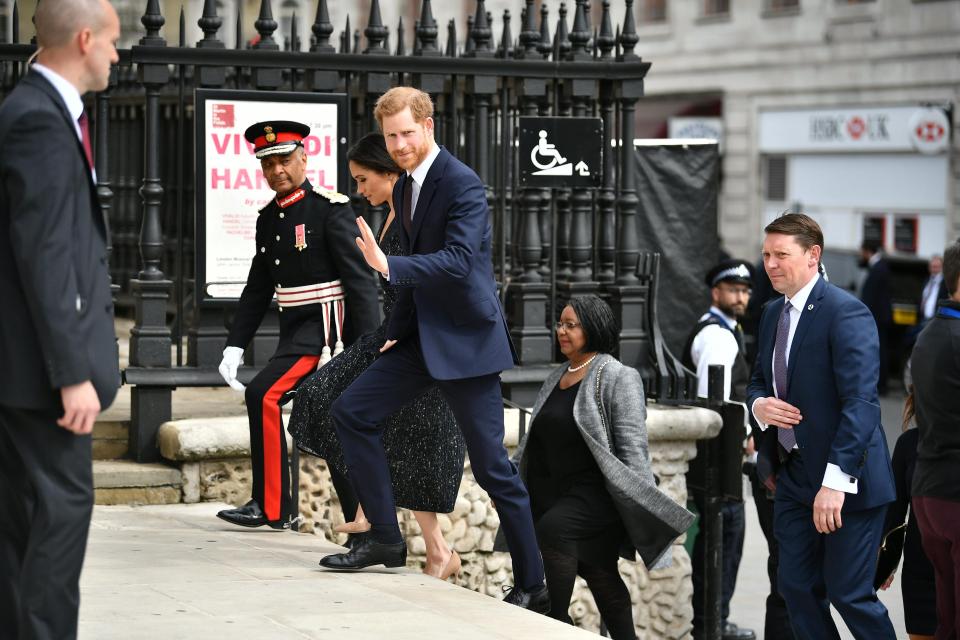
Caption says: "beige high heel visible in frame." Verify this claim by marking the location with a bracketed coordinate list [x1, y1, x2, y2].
[334, 520, 371, 534]
[424, 550, 462, 581]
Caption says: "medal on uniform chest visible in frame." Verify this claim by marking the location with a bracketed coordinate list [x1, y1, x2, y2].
[295, 223, 307, 251]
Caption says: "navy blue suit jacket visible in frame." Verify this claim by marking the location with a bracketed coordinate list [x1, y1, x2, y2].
[385, 146, 518, 380]
[747, 276, 895, 511]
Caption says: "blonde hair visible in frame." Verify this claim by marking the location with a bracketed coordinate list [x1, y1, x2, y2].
[374, 87, 434, 129]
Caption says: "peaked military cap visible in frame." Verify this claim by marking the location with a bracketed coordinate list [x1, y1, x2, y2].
[706, 259, 754, 288]
[244, 120, 310, 159]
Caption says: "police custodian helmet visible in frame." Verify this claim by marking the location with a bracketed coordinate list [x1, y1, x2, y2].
[705, 259, 754, 288]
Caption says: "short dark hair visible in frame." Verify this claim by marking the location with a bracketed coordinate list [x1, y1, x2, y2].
[764, 213, 824, 253]
[346, 132, 401, 176]
[566, 295, 618, 354]
[861, 239, 881, 254]
[944, 240, 960, 296]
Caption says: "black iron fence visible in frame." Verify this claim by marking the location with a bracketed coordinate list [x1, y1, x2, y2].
[0, 0, 696, 461]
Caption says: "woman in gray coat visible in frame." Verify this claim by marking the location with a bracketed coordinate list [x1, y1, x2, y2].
[515, 295, 693, 638]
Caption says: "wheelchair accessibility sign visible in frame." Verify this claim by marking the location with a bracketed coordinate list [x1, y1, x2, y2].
[519, 116, 603, 188]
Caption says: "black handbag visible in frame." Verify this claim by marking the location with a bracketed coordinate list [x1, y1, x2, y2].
[873, 522, 907, 590]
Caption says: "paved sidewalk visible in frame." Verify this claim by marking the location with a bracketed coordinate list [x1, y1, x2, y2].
[80, 503, 593, 640]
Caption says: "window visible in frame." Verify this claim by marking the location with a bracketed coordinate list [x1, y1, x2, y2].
[764, 156, 787, 201]
[703, 0, 730, 16]
[640, 0, 668, 23]
[766, 0, 800, 10]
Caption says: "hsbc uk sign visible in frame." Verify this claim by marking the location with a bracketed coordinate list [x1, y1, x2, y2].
[810, 113, 889, 143]
[759, 105, 950, 155]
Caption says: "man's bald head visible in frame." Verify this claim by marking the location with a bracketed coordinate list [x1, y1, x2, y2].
[35, 0, 109, 49]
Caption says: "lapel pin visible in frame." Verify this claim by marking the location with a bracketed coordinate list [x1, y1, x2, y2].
[807, 304, 814, 311]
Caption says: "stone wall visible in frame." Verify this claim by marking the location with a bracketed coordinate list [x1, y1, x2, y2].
[160, 405, 720, 640]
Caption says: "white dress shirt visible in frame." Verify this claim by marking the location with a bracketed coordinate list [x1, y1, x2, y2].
[691, 306, 740, 401]
[384, 142, 441, 281]
[921, 273, 943, 321]
[32, 63, 96, 181]
[406, 142, 440, 221]
[751, 273, 859, 494]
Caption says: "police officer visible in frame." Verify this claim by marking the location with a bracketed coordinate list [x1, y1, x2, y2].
[216, 121, 379, 529]
[683, 259, 757, 640]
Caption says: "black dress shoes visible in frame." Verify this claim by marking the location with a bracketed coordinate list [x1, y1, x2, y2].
[216, 499, 292, 530]
[502, 583, 551, 614]
[722, 621, 757, 640]
[319, 537, 407, 570]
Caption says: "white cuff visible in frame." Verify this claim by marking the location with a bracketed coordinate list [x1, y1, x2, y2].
[750, 398, 768, 431]
[822, 463, 859, 494]
[383, 267, 390, 281]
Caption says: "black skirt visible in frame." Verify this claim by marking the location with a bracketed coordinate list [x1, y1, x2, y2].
[527, 380, 625, 569]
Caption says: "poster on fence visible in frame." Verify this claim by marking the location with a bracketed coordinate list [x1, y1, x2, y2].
[195, 89, 348, 302]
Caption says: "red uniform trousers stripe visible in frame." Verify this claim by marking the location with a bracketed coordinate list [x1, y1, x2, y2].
[258, 355, 319, 520]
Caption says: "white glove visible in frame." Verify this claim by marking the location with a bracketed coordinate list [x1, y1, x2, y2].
[219, 346, 245, 392]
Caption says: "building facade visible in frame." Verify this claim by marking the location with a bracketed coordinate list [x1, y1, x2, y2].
[633, 0, 960, 261]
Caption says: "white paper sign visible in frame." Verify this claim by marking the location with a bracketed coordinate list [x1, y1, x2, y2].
[199, 94, 343, 299]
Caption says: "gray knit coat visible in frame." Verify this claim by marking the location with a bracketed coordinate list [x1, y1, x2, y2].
[496, 354, 695, 568]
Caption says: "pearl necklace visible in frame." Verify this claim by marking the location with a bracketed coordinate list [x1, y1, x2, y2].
[567, 353, 598, 373]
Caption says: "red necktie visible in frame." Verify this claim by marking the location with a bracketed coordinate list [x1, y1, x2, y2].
[78, 111, 93, 168]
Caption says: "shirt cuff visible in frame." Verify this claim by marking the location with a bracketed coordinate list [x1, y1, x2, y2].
[383, 267, 389, 281]
[750, 398, 768, 431]
[822, 463, 859, 494]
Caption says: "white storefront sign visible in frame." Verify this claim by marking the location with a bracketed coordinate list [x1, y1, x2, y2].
[759, 105, 950, 154]
[668, 117, 724, 149]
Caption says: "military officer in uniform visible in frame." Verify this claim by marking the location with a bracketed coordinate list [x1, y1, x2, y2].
[216, 120, 379, 529]
[683, 259, 759, 640]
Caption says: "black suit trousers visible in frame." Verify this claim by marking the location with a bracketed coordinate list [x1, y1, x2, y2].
[749, 472, 795, 640]
[331, 335, 545, 589]
[0, 406, 94, 640]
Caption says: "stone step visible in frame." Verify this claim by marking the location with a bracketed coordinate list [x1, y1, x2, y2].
[93, 459, 182, 506]
[92, 419, 128, 460]
[157, 408, 527, 464]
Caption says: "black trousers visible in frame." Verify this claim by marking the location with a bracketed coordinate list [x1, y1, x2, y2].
[245, 354, 359, 523]
[331, 336, 545, 589]
[0, 405, 94, 640]
[749, 471, 795, 640]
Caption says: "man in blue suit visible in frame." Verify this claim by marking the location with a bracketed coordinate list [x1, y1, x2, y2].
[319, 87, 549, 612]
[747, 213, 896, 639]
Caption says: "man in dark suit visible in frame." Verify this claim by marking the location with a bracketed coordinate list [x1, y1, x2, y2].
[906, 254, 949, 351]
[859, 239, 893, 394]
[319, 87, 548, 612]
[0, 1, 121, 638]
[748, 214, 896, 639]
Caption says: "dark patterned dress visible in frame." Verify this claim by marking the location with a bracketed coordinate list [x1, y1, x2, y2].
[287, 220, 465, 513]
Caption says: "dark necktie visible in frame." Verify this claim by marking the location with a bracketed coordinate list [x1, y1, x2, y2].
[734, 322, 745, 355]
[78, 111, 93, 168]
[401, 176, 413, 236]
[775, 300, 797, 451]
